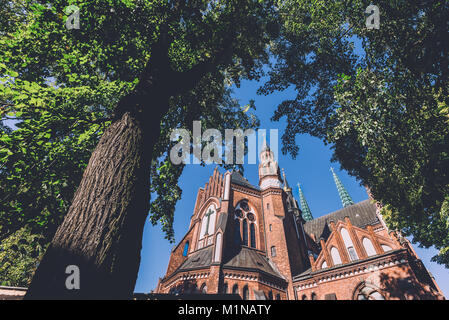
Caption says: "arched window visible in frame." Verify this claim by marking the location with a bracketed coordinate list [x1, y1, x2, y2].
[243, 219, 248, 246]
[200, 204, 216, 239]
[276, 294, 281, 300]
[200, 283, 207, 294]
[355, 283, 385, 300]
[341, 228, 358, 261]
[207, 209, 216, 236]
[232, 284, 239, 295]
[214, 233, 222, 262]
[271, 246, 276, 257]
[302, 294, 307, 300]
[183, 241, 189, 256]
[268, 291, 273, 300]
[243, 286, 249, 300]
[331, 247, 342, 265]
[381, 244, 392, 252]
[234, 219, 241, 245]
[250, 223, 256, 248]
[199, 217, 208, 239]
[222, 283, 228, 294]
[321, 260, 327, 269]
[363, 237, 376, 256]
[311, 292, 317, 300]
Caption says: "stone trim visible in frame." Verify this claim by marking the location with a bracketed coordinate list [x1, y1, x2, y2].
[294, 251, 408, 292]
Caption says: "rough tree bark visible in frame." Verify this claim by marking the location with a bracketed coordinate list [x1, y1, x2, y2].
[25, 108, 160, 299]
[24, 26, 229, 299]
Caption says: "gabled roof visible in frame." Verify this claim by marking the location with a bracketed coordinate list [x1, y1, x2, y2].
[303, 199, 379, 242]
[230, 171, 260, 191]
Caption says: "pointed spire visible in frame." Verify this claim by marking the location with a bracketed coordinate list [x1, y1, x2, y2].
[330, 167, 354, 208]
[297, 183, 313, 221]
[261, 132, 270, 152]
[281, 168, 291, 191]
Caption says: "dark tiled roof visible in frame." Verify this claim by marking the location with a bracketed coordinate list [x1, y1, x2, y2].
[304, 199, 379, 242]
[223, 247, 285, 280]
[177, 246, 214, 271]
[230, 171, 260, 191]
[175, 245, 285, 281]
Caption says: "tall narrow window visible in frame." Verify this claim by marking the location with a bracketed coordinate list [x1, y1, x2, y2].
[331, 247, 342, 265]
[348, 246, 358, 261]
[199, 217, 207, 239]
[222, 283, 228, 294]
[242, 219, 248, 246]
[183, 241, 189, 257]
[268, 291, 273, 300]
[341, 228, 358, 261]
[200, 205, 216, 240]
[207, 209, 216, 235]
[214, 233, 222, 262]
[250, 223, 256, 248]
[200, 283, 207, 294]
[243, 286, 249, 300]
[232, 284, 239, 295]
[363, 237, 376, 256]
[234, 219, 241, 245]
[271, 246, 276, 257]
[276, 294, 281, 300]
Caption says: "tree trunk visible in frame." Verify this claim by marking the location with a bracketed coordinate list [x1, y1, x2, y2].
[25, 109, 158, 299]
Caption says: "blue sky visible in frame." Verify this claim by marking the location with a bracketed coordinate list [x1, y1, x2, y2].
[134, 76, 449, 298]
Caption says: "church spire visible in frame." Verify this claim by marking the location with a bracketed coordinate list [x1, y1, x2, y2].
[297, 183, 313, 221]
[261, 132, 269, 152]
[330, 167, 354, 208]
[258, 135, 281, 190]
[282, 168, 291, 192]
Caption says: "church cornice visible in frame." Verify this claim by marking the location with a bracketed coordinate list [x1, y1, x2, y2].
[222, 269, 288, 291]
[231, 184, 261, 197]
[261, 187, 283, 196]
[161, 269, 211, 289]
[293, 249, 409, 289]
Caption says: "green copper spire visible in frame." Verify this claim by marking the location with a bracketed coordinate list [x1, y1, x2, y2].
[330, 167, 354, 208]
[297, 183, 313, 221]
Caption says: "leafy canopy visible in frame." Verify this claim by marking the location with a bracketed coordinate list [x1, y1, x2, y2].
[1, 0, 275, 253]
[264, 0, 449, 266]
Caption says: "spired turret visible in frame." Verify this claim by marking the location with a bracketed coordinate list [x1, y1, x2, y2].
[258, 137, 281, 190]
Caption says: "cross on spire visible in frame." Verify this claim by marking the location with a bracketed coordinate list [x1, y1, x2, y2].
[330, 167, 354, 208]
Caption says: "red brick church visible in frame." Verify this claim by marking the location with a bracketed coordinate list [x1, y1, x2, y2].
[155, 143, 445, 300]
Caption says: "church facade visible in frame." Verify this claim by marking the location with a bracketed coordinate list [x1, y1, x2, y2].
[155, 143, 444, 300]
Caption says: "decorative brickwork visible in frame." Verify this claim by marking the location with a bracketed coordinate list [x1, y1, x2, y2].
[156, 147, 445, 300]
